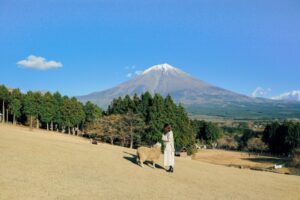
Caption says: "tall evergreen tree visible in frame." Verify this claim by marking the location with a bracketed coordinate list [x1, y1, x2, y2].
[0, 85, 9, 123]
[40, 92, 56, 130]
[8, 89, 22, 124]
[52, 92, 63, 131]
[34, 92, 43, 128]
[61, 97, 85, 134]
[146, 93, 167, 144]
[173, 104, 195, 151]
[23, 91, 40, 128]
[84, 101, 102, 124]
[72, 98, 86, 134]
[132, 93, 141, 113]
[123, 95, 135, 112]
[140, 92, 153, 122]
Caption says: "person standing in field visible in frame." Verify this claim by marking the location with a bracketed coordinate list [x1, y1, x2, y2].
[162, 124, 175, 173]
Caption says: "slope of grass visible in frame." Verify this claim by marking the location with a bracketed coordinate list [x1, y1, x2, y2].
[1, 124, 300, 200]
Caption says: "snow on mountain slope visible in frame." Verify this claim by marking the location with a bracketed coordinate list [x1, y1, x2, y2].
[77, 63, 300, 118]
[78, 63, 261, 107]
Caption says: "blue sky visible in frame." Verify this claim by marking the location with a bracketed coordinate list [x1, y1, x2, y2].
[0, 0, 299, 98]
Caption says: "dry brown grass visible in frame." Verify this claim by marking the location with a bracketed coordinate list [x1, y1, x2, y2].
[193, 149, 296, 175]
[1, 124, 300, 200]
[193, 149, 281, 168]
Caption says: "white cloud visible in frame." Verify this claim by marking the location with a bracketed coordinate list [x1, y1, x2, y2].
[126, 73, 133, 78]
[271, 90, 300, 102]
[126, 70, 142, 78]
[251, 87, 271, 97]
[134, 70, 142, 75]
[17, 55, 62, 70]
[125, 65, 136, 70]
[125, 65, 142, 78]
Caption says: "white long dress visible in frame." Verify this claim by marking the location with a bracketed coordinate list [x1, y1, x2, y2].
[162, 131, 175, 167]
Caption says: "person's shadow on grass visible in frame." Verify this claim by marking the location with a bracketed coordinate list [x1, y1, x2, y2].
[123, 151, 165, 170]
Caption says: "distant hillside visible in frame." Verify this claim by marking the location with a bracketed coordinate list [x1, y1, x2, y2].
[77, 64, 300, 119]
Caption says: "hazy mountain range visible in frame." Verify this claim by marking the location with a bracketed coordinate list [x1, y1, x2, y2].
[78, 64, 300, 119]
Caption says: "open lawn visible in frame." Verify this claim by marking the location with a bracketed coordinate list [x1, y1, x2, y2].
[0, 124, 299, 200]
[193, 149, 299, 175]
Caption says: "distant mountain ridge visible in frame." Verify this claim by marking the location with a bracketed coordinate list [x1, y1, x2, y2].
[77, 64, 300, 119]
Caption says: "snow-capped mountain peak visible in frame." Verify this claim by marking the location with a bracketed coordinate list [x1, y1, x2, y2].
[78, 63, 253, 107]
[142, 63, 180, 74]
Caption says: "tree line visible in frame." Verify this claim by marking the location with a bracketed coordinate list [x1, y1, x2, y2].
[0, 85, 195, 152]
[1, 84, 299, 156]
[201, 120, 300, 155]
[0, 85, 102, 134]
[263, 121, 300, 155]
[89, 92, 195, 152]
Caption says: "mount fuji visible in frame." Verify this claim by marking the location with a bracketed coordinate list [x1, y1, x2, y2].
[77, 64, 300, 119]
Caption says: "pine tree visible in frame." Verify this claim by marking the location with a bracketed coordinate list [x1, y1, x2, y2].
[146, 93, 166, 144]
[8, 89, 22, 124]
[52, 92, 63, 131]
[0, 85, 9, 123]
[84, 101, 102, 124]
[72, 98, 86, 134]
[123, 95, 135, 112]
[172, 104, 194, 151]
[23, 91, 40, 128]
[40, 92, 56, 130]
[61, 96, 73, 133]
[140, 92, 153, 122]
[132, 93, 141, 113]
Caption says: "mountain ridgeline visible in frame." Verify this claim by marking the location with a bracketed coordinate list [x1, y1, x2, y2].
[78, 64, 300, 119]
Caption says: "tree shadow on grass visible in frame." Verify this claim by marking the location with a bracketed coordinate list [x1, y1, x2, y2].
[242, 157, 287, 164]
[123, 151, 165, 170]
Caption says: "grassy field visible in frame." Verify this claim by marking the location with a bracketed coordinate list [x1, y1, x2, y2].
[193, 149, 300, 175]
[0, 124, 300, 200]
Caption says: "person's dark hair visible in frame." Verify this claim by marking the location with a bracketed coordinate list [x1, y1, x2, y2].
[164, 124, 170, 129]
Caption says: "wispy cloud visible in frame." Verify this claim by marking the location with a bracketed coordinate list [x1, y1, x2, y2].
[134, 70, 142, 75]
[126, 73, 133, 78]
[125, 65, 136, 70]
[17, 55, 63, 70]
[251, 87, 271, 98]
[125, 65, 143, 78]
[271, 90, 300, 102]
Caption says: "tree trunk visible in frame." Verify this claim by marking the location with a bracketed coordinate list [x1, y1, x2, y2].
[13, 114, 16, 125]
[76, 124, 79, 136]
[68, 127, 71, 134]
[30, 116, 33, 129]
[110, 137, 114, 145]
[130, 125, 134, 149]
[120, 137, 124, 147]
[6, 108, 8, 123]
[2, 100, 4, 123]
[50, 121, 53, 131]
[123, 137, 127, 147]
[56, 124, 59, 132]
[47, 123, 49, 131]
[36, 118, 39, 129]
